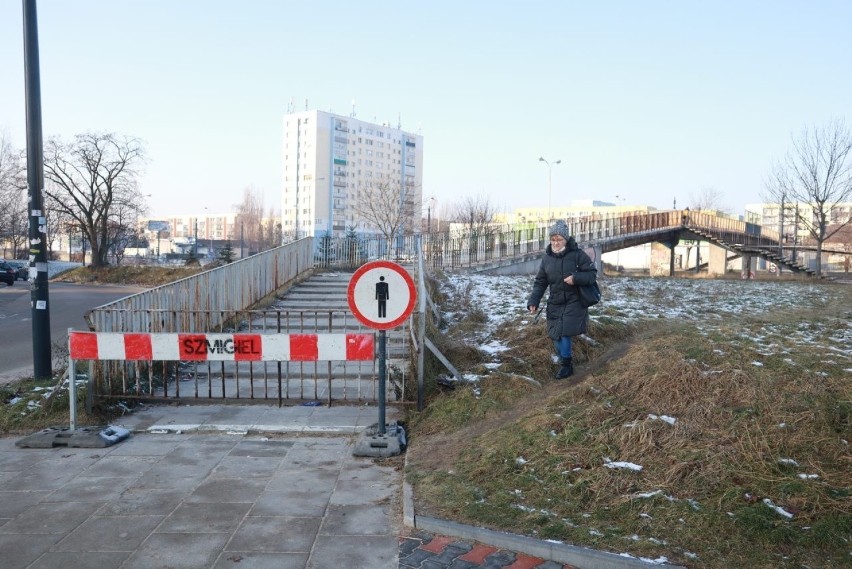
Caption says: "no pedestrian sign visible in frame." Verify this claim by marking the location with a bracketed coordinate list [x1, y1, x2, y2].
[347, 261, 416, 330]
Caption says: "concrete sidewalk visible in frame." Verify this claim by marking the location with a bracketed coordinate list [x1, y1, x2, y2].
[0, 404, 402, 569]
[1, 404, 678, 569]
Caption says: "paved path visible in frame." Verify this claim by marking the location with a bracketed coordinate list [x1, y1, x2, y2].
[0, 404, 401, 569]
[0, 404, 673, 569]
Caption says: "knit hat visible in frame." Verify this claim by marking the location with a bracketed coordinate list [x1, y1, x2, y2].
[549, 220, 570, 240]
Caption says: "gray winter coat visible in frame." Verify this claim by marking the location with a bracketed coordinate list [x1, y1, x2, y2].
[526, 238, 597, 340]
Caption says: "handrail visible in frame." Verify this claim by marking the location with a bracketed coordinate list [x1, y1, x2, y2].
[85, 238, 315, 333]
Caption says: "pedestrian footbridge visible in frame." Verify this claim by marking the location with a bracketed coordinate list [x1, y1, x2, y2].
[79, 209, 837, 407]
[413, 209, 821, 277]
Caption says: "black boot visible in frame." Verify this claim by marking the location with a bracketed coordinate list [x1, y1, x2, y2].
[556, 357, 574, 379]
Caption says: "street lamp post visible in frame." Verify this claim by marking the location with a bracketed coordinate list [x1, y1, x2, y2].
[614, 195, 626, 272]
[204, 207, 213, 258]
[538, 156, 561, 222]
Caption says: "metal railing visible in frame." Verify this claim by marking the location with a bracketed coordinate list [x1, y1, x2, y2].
[81, 210, 808, 405]
[86, 238, 314, 333]
[84, 307, 412, 405]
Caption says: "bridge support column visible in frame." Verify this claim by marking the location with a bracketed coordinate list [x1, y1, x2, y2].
[649, 241, 673, 276]
[708, 243, 729, 276]
[592, 245, 603, 274]
[741, 254, 755, 279]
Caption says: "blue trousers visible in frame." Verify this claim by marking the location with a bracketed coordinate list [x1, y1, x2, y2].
[553, 336, 572, 358]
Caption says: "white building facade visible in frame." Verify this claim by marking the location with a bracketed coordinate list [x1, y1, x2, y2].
[282, 110, 424, 239]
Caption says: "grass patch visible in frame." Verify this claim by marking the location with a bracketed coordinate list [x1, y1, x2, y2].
[407, 282, 852, 568]
[0, 377, 114, 434]
[52, 265, 208, 287]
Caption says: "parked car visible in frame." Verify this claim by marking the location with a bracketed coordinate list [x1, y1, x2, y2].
[6, 260, 28, 280]
[0, 262, 16, 286]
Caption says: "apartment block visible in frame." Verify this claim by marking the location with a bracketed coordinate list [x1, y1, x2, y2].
[745, 201, 852, 243]
[282, 110, 424, 239]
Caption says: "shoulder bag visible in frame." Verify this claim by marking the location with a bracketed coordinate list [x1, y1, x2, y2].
[575, 257, 601, 308]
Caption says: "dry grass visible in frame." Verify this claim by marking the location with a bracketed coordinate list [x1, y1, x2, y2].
[407, 283, 852, 568]
[52, 265, 208, 287]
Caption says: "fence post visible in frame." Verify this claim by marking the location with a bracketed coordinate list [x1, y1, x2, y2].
[416, 236, 426, 411]
[67, 328, 77, 431]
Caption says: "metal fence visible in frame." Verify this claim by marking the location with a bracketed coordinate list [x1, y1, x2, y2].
[83, 307, 412, 405]
[86, 238, 314, 333]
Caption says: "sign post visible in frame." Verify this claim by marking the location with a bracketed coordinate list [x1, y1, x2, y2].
[348, 261, 416, 456]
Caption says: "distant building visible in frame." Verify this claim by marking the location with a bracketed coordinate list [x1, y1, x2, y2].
[496, 201, 659, 225]
[139, 213, 279, 258]
[744, 201, 852, 244]
[282, 110, 424, 239]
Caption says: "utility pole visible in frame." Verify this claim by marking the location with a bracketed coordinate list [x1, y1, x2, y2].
[23, 0, 51, 379]
[778, 193, 785, 275]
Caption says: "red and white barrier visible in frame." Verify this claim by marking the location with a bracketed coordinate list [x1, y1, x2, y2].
[68, 331, 375, 362]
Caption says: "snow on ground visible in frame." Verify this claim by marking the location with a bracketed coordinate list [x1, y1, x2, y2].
[437, 274, 850, 560]
[442, 274, 852, 365]
[444, 274, 843, 327]
[48, 261, 82, 278]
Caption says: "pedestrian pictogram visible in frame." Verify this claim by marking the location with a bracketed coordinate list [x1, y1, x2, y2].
[348, 261, 416, 330]
[349, 261, 416, 455]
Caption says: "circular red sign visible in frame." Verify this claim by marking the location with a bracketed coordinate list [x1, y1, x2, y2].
[347, 261, 417, 330]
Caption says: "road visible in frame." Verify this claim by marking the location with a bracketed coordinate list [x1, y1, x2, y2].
[0, 282, 148, 384]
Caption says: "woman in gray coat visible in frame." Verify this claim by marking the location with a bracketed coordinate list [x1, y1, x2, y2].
[526, 220, 597, 378]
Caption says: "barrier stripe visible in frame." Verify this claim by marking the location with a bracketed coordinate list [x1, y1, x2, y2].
[68, 331, 375, 362]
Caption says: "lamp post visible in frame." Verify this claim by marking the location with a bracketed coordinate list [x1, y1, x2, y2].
[777, 193, 786, 275]
[204, 207, 214, 259]
[614, 195, 626, 272]
[538, 156, 561, 222]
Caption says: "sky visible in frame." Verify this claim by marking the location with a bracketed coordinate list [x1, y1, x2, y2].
[1, 1, 850, 220]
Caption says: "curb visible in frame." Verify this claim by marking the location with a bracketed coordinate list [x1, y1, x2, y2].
[402, 478, 683, 569]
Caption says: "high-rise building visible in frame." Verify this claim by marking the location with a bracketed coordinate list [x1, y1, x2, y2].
[282, 110, 424, 239]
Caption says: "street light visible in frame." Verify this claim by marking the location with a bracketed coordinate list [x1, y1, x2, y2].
[538, 157, 561, 222]
[204, 206, 213, 259]
[614, 195, 626, 272]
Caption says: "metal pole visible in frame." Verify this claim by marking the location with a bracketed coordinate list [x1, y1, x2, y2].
[377, 329, 386, 435]
[416, 235, 426, 412]
[539, 157, 560, 223]
[547, 165, 552, 222]
[792, 203, 799, 262]
[23, 0, 52, 379]
[778, 194, 785, 275]
[68, 328, 76, 431]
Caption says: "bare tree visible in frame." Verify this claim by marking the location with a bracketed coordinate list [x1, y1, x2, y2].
[765, 119, 852, 276]
[43, 132, 146, 268]
[449, 194, 497, 237]
[354, 180, 418, 242]
[234, 185, 265, 253]
[106, 196, 148, 265]
[0, 135, 28, 258]
[689, 186, 730, 214]
[447, 195, 498, 262]
[260, 209, 282, 251]
[43, 192, 73, 259]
